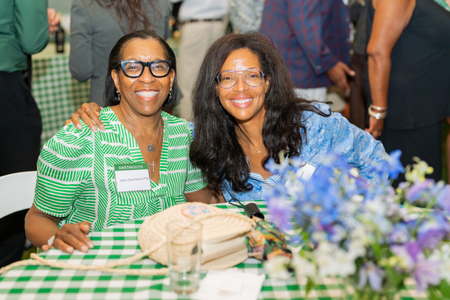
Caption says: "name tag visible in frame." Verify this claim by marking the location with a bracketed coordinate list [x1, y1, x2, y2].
[295, 162, 316, 181]
[114, 163, 151, 192]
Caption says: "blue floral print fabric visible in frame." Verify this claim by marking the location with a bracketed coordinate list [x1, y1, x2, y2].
[221, 103, 387, 202]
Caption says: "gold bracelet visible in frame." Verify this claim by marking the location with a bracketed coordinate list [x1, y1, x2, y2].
[368, 106, 387, 119]
[369, 104, 388, 111]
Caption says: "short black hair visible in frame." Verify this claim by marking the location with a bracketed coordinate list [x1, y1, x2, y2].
[104, 29, 178, 107]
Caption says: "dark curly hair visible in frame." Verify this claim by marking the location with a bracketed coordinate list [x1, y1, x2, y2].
[104, 29, 178, 107]
[189, 32, 330, 193]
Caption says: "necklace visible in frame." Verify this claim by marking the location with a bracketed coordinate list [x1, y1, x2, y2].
[119, 106, 163, 173]
[121, 113, 161, 153]
[135, 132, 162, 173]
[237, 126, 263, 154]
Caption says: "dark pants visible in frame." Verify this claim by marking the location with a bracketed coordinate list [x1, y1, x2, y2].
[348, 53, 367, 130]
[0, 71, 42, 176]
[0, 71, 42, 267]
[380, 122, 443, 186]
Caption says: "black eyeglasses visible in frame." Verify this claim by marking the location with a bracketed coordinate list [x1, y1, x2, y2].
[120, 60, 172, 78]
[216, 69, 265, 89]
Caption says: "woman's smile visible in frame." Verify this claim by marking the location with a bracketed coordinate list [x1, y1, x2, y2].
[217, 48, 270, 123]
[135, 89, 159, 101]
[230, 95, 254, 107]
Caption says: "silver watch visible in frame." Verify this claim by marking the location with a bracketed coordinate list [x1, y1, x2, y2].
[47, 235, 56, 246]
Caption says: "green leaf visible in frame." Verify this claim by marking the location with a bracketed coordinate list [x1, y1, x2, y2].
[439, 280, 450, 298]
[385, 268, 403, 287]
[429, 287, 441, 300]
[306, 277, 314, 297]
[372, 239, 382, 261]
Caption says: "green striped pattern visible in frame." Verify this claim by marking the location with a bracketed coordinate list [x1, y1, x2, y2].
[434, 0, 450, 11]
[34, 107, 206, 231]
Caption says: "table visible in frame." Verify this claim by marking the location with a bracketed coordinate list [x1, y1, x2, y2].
[0, 201, 428, 300]
[32, 44, 90, 147]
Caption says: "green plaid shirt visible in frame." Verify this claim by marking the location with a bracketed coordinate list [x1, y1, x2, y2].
[34, 107, 206, 231]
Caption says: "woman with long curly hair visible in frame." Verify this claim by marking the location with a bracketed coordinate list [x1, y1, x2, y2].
[71, 33, 387, 202]
[188, 33, 387, 201]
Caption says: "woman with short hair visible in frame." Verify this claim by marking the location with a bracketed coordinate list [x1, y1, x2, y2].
[26, 30, 215, 254]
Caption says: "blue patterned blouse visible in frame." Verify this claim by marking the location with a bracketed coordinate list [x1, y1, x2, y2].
[219, 103, 387, 202]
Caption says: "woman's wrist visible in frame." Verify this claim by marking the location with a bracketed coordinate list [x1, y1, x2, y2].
[368, 104, 387, 119]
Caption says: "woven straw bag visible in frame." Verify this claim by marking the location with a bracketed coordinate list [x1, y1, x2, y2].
[0, 202, 255, 275]
[139, 202, 255, 270]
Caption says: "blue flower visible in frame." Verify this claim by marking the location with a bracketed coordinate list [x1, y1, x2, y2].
[389, 223, 410, 244]
[265, 158, 288, 176]
[386, 150, 405, 180]
[370, 149, 404, 180]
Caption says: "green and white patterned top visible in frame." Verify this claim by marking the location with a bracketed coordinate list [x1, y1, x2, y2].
[34, 107, 207, 232]
[434, 0, 450, 11]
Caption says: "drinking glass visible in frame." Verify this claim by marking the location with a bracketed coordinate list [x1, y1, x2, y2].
[166, 220, 202, 295]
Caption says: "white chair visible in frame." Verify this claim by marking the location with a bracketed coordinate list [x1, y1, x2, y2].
[0, 171, 37, 219]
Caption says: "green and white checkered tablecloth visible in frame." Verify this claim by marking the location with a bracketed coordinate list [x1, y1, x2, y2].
[0, 201, 428, 300]
[32, 54, 90, 147]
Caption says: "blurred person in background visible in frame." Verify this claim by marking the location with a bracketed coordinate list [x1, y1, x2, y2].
[365, 0, 450, 185]
[347, 0, 369, 129]
[69, 0, 171, 107]
[229, 0, 264, 33]
[260, 0, 355, 103]
[365, 0, 450, 183]
[0, 0, 58, 267]
[171, 0, 228, 122]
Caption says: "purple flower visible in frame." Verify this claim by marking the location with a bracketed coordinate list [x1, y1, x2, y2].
[358, 262, 385, 291]
[417, 212, 450, 250]
[413, 255, 441, 292]
[405, 179, 434, 203]
[437, 185, 450, 215]
[390, 242, 422, 272]
[391, 243, 441, 292]
[417, 213, 450, 250]
[267, 197, 292, 231]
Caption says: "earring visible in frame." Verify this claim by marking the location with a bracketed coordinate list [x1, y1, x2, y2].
[116, 91, 121, 101]
[169, 88, 172, 100]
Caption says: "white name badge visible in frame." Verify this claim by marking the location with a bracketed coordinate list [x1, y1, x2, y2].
[295, 162, 316, 181]
[114, 163, 151, 192]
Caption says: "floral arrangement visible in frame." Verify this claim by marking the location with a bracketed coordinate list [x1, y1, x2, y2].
[263, 151, 450, 299]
